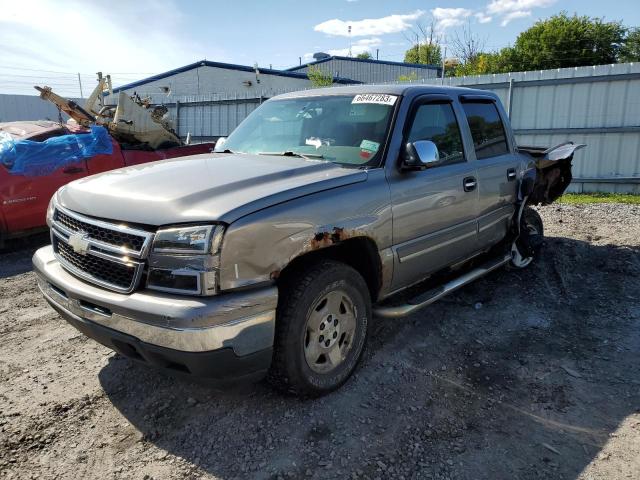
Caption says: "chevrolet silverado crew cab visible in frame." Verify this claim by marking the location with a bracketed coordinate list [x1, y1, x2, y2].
[33, 85, 583, 396]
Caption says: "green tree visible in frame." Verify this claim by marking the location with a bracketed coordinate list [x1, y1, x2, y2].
[454, 47, 519, 76]
[404, 43, 442, 66]
[356, 52, 372, 59]
[512, 12, 625, 70]
[307, 65, 333, 88]
[620, 28, 640, 62]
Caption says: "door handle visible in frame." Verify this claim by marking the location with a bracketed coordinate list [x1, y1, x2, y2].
[507, 168, 517, 181]
[463, 176, 477, 192]
[62, 166, 85, 174]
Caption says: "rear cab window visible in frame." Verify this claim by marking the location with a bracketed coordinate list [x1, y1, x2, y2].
[461, 101, 509, 159]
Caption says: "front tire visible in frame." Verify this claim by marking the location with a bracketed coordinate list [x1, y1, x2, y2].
[268, 260, 370, 396]
[510, 207, 544, 269]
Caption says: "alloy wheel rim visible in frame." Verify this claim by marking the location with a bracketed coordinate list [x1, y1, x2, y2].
[511, 223, 540, 267]
[304, 289, 357, 374]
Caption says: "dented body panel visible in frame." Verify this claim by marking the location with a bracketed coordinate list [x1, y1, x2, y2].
[219, 168, 393, 293]
[518, 143, 586, 205]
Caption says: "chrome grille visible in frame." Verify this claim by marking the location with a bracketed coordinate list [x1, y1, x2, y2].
[55, 238, 137, 290]
[49, 203, 153, 293]
[55, 209, 145, 251]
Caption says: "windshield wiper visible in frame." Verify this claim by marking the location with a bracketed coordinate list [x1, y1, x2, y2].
[258, 151, 324, 160]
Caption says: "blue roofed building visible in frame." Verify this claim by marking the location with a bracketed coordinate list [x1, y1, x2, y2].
[287, 53, 441, 84]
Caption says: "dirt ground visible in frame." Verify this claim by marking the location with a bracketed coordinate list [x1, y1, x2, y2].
[0, 203, 639, 480]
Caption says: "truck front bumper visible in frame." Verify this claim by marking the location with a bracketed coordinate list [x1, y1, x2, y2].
[32, 246, 276, 381]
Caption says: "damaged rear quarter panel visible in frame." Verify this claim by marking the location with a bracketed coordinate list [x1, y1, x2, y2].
[219, 169, 392, 291]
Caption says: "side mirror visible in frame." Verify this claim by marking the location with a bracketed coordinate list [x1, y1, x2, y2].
[401, 140, 439, 170]
[213, 137, 228, 152]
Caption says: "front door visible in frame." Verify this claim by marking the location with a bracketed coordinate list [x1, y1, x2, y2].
[388, 96, 479, 290]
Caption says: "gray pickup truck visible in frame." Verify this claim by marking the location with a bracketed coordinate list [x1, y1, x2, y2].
[33, 85, 583, 396]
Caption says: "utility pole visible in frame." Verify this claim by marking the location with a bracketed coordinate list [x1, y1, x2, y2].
[441, 46, 447, 85]
[416, 34, 420, 62]
[77, 73, 84, 98]
[376, 48, 379, 60]
[299, 56, 302, 65]
[348, 25, 352, 57]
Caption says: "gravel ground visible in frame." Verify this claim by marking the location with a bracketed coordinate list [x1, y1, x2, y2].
[1, 203, 639, 480]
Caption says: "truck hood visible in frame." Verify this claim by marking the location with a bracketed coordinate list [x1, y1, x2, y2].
[57, 153, 367, 226]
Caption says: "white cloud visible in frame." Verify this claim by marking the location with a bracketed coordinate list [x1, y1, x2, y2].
[486, 0, 556, 15]
[0, 0, 221, 95]
[475, 12, 493, 24]
[500, 10, 531, 25]
[324, 38, 383, 57]
[486, 0, 556, 25]
[314, 10, 424, 37]
[431, 7, 473, 30]
[355, 37, 383, 47]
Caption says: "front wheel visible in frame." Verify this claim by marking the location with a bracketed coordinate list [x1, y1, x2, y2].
[268, 260, 370, 396]
[510, 207, 544, 269]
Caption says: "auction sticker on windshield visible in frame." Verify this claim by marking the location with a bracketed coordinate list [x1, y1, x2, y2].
[360, 139, 380, 153]
[352, 94, 397, 106]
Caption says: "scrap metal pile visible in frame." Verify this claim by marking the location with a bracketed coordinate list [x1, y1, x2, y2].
[35, 73, 181, 150]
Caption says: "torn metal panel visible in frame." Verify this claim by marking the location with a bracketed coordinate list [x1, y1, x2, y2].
[518, 142, 586, 205]
[110, 91, 181, 149]
[35, 72, 181, 150]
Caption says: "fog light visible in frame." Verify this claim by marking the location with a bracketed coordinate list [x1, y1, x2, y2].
[148, 269, 200, 294]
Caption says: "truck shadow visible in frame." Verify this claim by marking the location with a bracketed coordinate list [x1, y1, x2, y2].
[0, 233, 50, 279]
[98, 237, 640, 479]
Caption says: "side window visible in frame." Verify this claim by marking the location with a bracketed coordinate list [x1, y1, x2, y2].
[407, 103, 464, 166]
[461, 102, 509, 159]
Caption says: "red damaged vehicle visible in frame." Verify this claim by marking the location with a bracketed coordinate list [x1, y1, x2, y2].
[0, 121, 213, 246]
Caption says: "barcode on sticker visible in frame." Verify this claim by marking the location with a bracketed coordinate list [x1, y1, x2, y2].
[352, 94, 397, 106]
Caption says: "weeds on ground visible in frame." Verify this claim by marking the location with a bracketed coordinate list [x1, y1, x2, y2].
[557, 193, 640, 205]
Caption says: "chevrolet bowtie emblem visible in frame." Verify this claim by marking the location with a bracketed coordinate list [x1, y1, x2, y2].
[68, 232, 90, 255]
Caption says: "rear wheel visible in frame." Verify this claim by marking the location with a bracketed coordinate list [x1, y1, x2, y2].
[510, 207, 544, 269]
[268, 260, 370, 396]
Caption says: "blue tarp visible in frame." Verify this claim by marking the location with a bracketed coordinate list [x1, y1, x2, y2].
[0, 126, 113, 177]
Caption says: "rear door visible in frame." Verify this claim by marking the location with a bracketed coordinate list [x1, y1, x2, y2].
[460, 97, 519, 249]
[388, 94, 479, 290]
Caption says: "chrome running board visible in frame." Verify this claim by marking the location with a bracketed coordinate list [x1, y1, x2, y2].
[373, 254, 511, 319]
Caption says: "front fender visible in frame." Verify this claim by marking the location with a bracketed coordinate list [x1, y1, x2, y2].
[218, 169, 392, 292]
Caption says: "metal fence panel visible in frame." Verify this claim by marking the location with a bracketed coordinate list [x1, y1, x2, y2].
[2, 64, 638, 193]
[416, 63, 640, 193]
[0, 94, 81, 123]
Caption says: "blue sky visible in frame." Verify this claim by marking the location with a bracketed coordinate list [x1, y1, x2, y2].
[1, 0, 639, 95]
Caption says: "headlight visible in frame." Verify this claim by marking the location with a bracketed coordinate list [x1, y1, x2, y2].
[147, 225, 224, 296]
[46, 196, 55, 227]
[152, 225, 224, 254]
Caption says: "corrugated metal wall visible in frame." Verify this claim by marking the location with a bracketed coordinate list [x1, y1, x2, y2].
[419, 63, 640, 193]
[0, 94, 80, 123]
[103, 65, 317, 100]
[112, 91, 294, 142]
[2, 63, 638, 193]
[172, 93, 264, 141]
[291, 58, 440, 84]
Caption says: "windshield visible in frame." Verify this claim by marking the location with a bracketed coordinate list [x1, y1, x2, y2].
[217, 94, 397, 167]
